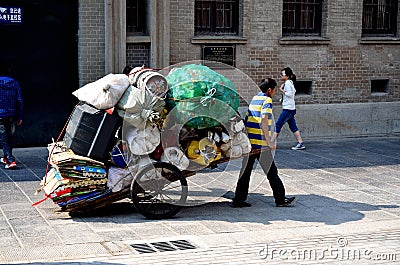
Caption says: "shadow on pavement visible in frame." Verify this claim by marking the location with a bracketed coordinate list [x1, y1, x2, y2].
[180, 192, 399, 225]
[68, 201, 138, 218]
[66, 191, 399, 226]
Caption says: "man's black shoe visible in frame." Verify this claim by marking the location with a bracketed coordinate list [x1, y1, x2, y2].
[276, 197, 296, 207]
[231, 201, 252, 208]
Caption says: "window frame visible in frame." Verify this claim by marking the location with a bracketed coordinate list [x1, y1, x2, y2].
[282, 0, 323, 37]
[194, 0, 239, 36]
[362, 0, 398, 37]
[126, 0, 147, 36]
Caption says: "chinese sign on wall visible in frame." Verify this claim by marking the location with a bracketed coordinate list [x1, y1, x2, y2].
[202, 45, 236, 67]
[0, 7, 22, 24]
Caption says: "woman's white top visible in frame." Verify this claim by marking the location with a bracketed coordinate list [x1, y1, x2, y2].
[282, 80, 296, 110]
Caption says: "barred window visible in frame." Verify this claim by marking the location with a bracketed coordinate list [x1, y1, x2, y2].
[127, 0, 146, 35]
[195, 0, 239, 35]
[362, 0, 398, 36]
[282, 0, 323, 36]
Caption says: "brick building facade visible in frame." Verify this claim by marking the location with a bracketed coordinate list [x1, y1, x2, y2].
[78, 0, 400, 138]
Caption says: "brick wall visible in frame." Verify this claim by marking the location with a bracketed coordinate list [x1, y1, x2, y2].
[169, 0, 198, 65]
[169, 0, 400, 105]
[126, 44, 150, 68]
[78, 0, 106, 86]
[77, 0, 400, 105]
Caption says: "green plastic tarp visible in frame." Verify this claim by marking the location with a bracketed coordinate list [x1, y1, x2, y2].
[165, 64, 239, 129]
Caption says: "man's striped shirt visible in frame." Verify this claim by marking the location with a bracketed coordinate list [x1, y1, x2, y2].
[245, 92, 273, 149]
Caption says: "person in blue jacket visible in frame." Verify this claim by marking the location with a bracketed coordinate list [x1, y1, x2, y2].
[0, 62, 23, 169]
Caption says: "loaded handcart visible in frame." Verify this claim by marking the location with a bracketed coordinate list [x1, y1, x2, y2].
[34, 61, 263, 219]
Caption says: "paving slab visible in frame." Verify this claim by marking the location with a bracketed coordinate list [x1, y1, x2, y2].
[0, 136, 399, 264]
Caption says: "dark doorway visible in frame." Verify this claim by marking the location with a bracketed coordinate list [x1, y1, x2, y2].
[0, 0, 78, 147]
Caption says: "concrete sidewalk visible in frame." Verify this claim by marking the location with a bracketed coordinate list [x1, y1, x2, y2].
[0, 136, 399, 264]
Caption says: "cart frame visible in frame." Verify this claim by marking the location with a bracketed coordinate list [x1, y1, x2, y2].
[60, 149, 264, 219]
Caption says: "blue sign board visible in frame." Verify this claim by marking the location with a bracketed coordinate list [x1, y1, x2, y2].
[0, 6, 22, 24]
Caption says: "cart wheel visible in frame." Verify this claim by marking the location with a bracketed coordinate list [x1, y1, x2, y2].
[130, 162, 188, 219]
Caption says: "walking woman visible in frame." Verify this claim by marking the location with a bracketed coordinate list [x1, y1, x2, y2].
[272, 67, 305, 150]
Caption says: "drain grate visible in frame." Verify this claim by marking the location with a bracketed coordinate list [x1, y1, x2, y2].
[151, 241, 176, 252]
[170, 240, 197, 250]
[131, 240, 197, 254]
[130, 243, 157, 254]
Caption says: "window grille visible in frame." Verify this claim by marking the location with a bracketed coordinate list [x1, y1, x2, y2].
[282, 0, 322, 36]
[362, 0, 398, 36]
[195, 0, 239, 35]
[127, 0, 146, 35]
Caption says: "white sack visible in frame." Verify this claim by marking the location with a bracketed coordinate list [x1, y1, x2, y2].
[107, 166, 133, 192]
[221, 132, 251, 158]
[107, 156, 155, 192]
[117, 85, 142, 110]
[125, 124, 160, 155]
[116, 85, 165, 129]
[160, 147, 190, 170]
[72, 74, 130, 109]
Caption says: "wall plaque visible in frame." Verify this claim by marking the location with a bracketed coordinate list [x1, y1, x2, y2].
[202, 45, 235, 67]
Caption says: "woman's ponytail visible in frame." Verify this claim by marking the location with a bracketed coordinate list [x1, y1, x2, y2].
[282, 67, 296, 82]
